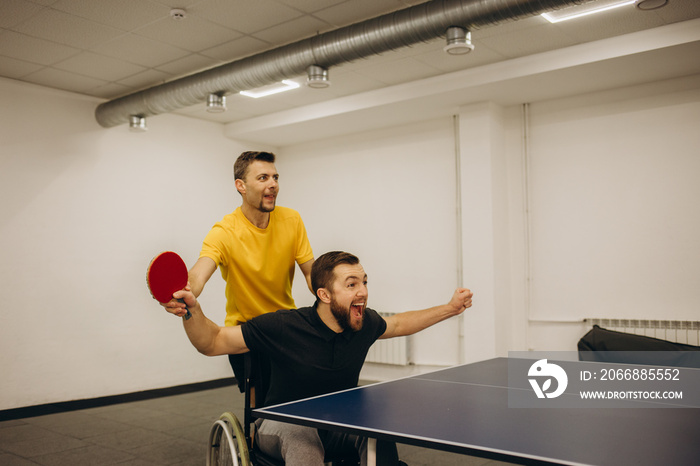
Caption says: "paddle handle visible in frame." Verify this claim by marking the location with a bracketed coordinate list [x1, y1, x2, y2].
[177, 298, 192, 320]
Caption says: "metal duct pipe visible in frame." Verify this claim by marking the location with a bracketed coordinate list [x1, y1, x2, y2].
[95, 0, 582, 128]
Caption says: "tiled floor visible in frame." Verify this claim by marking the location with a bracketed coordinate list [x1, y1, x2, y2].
[0, 384, 508, 465]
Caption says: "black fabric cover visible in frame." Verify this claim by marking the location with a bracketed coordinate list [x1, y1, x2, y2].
[578, 325, 700, 368]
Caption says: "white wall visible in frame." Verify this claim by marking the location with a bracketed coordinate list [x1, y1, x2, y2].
[521, 76, 700, 350]
[0, 78, 247, 411]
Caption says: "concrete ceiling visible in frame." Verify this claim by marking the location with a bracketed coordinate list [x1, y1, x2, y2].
[2, 0, 699, 145]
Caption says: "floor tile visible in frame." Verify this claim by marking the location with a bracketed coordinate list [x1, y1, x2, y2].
[30, 445, 136, 466]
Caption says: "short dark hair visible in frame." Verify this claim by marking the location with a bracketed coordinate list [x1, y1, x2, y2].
[311, 251, 360, 295]
[233, 151, 276, 182]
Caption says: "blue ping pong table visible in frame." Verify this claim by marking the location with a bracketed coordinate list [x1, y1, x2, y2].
[254, 357, 700, 465]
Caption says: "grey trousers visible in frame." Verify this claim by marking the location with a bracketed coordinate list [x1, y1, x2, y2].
[255, 419, 399, 466]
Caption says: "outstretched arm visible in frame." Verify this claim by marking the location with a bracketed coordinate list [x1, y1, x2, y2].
[173, 286, 249, 356]
[379, 288, 473, 339]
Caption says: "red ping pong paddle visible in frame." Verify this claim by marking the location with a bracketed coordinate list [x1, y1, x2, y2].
[147, 251, 191, 320]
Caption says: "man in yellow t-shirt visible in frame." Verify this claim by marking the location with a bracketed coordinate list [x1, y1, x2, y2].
[165, 151, 314, 392]
[200, 205, 313, 327]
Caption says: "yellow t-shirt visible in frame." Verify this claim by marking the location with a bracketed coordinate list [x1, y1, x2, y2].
[200, 206, 313, 327]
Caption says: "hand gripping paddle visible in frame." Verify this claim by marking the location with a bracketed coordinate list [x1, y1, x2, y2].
[147, 251, 191, 320]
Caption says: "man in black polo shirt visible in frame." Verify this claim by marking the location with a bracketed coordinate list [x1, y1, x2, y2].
[174, 251, 473, 466]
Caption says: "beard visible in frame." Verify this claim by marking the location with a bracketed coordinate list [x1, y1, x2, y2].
[330, 297, 364, 332]
[258, 198, 276, 213]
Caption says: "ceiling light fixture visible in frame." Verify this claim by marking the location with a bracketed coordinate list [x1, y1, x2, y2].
[240, 80, 300, 98]
[443, 26, 474, 55]
[541, 0, 635, 23]
[206, 93, 227, 113]
[306, 65, 330, 88]
[128, 115, 147, 132]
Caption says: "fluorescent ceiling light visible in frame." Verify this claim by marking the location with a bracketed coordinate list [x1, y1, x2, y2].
[541, 0, 635, 23]
[240, 80, 300, 98]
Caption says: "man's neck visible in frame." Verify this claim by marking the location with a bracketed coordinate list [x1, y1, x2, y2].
[316, 303, 343, 334]
[240, 203, 270, 229]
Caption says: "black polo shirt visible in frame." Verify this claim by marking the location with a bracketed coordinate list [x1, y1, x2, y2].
[241, 304, 387, 406]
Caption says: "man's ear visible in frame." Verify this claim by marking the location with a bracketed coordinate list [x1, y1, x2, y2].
[234, 178, 245, 195]
[317, 288, 331, 304]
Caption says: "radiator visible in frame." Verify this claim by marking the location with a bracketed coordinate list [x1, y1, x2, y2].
[585, 318, 700, 346]
[365, 312, 411, 365]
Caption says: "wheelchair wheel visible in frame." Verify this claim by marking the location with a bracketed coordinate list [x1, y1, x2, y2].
[207, 412, 251, 466]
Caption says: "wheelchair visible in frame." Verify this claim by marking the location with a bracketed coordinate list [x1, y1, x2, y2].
[206, 352, 360, 466]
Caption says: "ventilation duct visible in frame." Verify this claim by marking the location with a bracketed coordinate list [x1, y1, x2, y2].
[95, 0, 582, 128]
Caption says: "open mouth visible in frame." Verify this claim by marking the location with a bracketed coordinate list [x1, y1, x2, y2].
[351, 302, 365, 319]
